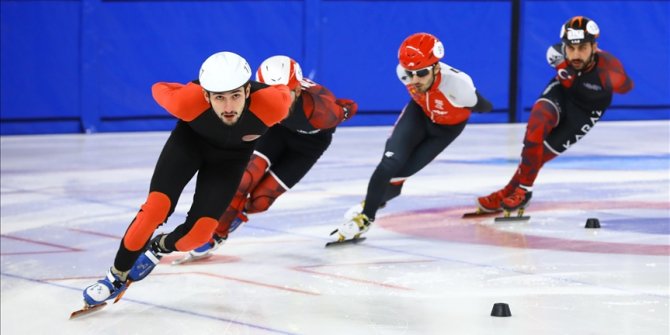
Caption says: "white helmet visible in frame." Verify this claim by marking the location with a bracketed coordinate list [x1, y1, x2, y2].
[199, 51, 251, 92]
[255, 55, 303, 90]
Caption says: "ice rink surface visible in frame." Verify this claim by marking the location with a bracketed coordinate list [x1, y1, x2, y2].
[1, 121, 668, 334]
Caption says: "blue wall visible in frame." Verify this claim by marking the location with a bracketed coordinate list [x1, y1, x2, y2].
[1, 0, 668, 135]
[520, 1, 670, 122]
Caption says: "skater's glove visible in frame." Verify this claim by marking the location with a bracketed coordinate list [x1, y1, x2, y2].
[546, 43, 564, 68]
[471, 90, 493, 113]
[335, 98, 358, 120]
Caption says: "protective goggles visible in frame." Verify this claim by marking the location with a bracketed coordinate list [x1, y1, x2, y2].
[404, 65, 433, 78]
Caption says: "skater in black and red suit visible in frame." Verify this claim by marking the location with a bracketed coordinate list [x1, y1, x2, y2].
[477, 16, 633, 216]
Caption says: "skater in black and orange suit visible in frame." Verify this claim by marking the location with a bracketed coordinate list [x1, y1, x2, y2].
[80, 51, 291, 307]
[175, 55, 358, 263]
[477, 16, 633, 216]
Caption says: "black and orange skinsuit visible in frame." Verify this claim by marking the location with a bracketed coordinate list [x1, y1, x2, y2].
[215, 78, 355, 237]
[501, 45, 633, 194]
[113, 81, 290, 272]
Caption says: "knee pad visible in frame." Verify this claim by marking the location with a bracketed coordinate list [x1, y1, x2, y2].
[525, 101, 559, 145]
[174, 217, 218, 251]
[246, 172, 287, 214]
[123, 192, 171, 251]
[531, 100, 559, 127]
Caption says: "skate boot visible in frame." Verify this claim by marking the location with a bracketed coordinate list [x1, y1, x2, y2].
[336, 213, 372, 241]
[82, 267, 128, 307]
[172, 212, 248, 265]
[344, 201, 385, 221]
[476, 187, 514, 213]
[327, 213, 372, 247]
[501, 186, 533, 218]
[344, 201, 364, 220]
[171, 234, 227, 265]
[128, 234, 171, 282]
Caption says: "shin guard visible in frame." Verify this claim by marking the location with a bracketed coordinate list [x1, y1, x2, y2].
[517, 100, 558, 187]
[174, 217, 219, 251]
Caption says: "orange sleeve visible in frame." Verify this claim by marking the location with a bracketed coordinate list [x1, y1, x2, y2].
[151, 82, 210, 121]
[249, 85, 291, 126]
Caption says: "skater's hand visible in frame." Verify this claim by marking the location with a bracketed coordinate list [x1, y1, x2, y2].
[335, 98, 358, 120]
[546, 43, 564, 68]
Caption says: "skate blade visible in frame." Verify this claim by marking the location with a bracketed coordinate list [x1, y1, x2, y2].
[171, 253, 213, 265]
[113, 281, 132, 304]
[494, 216, 530, 222]
[462, 210, 502, 218]
[325, 237, 366, 248]
[69, 302, 107, 320]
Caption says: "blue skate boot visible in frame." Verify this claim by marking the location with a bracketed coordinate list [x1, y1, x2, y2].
[128, 234, 171, 282]
[171, 234, 227, 265]
[172, 213, 246, 265]
[82, 267, 128, 306]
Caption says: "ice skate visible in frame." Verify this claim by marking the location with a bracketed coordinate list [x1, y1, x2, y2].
[71, 268, 128, 319]
[128, 234, 171, 282]
[327, 213, 371, 247]
[463, 189, 508, 218]
[344, 201, 386, 220]
[343, 201, 364, 220]
[173, 212, 247, 265]
[495, 186, 532, 222]
[172, 234, 227, 265]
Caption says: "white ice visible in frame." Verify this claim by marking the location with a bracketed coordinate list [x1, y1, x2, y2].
[1, 121, 669, 334]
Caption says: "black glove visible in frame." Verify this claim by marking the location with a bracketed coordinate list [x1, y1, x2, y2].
[471, 90, 493, 113]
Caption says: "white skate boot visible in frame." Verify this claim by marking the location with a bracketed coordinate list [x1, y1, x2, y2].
[327, 211, 372, 247]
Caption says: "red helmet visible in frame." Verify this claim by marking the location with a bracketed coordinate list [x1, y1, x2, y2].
[560, 16, 600, 45]
[398, 32, 444, 70]
[255, 55, 303, 90]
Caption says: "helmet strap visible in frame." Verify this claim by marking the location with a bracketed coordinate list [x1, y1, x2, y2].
[584, 42, 597, 71]
[428, 63, 439, 90]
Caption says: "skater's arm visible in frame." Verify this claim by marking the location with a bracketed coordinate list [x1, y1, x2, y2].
[471, 90, 493, 113]
[597, 51, 633, 94]
[302, 83, 358, 129]
[152, 81, 209, 121]
[249, 84, 292, 127]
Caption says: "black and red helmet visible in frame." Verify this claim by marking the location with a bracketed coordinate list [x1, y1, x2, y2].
[560, 16, 600, 45]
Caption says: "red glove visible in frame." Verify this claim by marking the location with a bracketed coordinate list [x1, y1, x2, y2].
[335, 98, 358, 120]
[555, 60, 576, 88]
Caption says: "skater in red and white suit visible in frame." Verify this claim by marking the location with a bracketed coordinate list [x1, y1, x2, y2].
[477, 16, 633, 215]
[333, 32, 493, 241]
